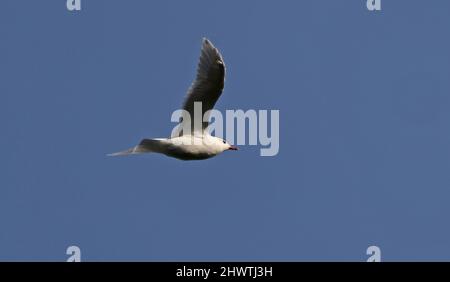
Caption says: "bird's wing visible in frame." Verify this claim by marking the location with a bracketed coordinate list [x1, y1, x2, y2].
[176, 38, 226, 136]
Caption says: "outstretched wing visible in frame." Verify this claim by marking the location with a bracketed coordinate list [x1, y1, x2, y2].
[176, 38, 226, 136]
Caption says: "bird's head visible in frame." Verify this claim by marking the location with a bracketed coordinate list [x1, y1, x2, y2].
[210, 136, 238, 152]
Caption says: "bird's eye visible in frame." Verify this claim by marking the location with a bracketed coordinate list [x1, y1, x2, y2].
[222, 140, 226, 144]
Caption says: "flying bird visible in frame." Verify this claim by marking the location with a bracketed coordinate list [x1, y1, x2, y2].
[108, 38, 238, 160]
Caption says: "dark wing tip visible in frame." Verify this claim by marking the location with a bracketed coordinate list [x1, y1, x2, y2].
[200, 38, 225, 67]
[203, 37, 211, 45]
[202, 38, 218, 52]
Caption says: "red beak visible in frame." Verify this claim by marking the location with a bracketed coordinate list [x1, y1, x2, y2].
[228, 145, 238, 151]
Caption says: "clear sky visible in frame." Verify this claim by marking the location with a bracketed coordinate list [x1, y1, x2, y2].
[1, 0, 450, 261]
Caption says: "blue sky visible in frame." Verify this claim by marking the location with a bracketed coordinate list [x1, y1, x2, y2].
[1, 0, 450, 261]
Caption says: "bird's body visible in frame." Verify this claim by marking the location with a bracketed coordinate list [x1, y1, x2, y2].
[109, 38, 238, 160]
[109, 135, 236, 160]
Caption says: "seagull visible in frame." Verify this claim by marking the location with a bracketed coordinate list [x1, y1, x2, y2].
[108, 38, 238, 160]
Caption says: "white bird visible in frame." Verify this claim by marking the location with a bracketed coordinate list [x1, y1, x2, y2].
[108, 38, 238, 160]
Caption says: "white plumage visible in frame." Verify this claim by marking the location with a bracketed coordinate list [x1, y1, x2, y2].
[108, 38, 237, 160]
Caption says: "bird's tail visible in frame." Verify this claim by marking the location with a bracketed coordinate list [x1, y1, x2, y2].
[107, 138, 167, 157]
[107, 146, 141, 157]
